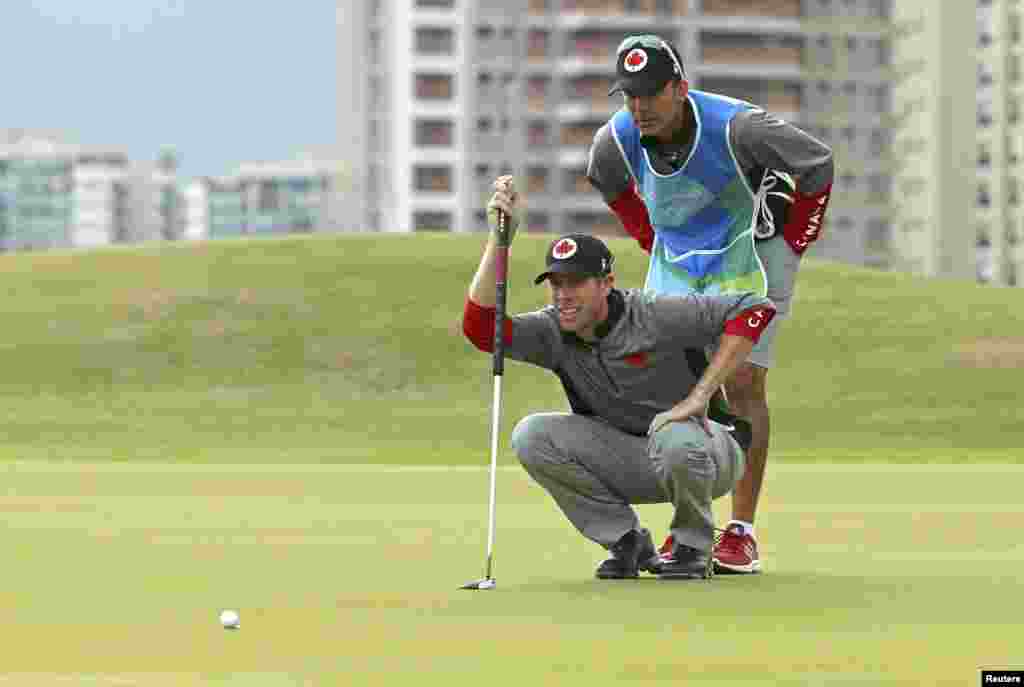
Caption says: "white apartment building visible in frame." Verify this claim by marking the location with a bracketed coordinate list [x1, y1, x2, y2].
[338, 0, 892, 268]
[0, 130, 183, 251]
[976, 0, 1024, 286]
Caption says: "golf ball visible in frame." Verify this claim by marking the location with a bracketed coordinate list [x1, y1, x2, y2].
[219, 610, 240, 629]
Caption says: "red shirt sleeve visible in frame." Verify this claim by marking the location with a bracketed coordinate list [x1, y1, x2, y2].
[607, 184, 654, 254]
[782, 182, 832, 255]
[462, 298, 514, 353]
[723, 306, 777, 343]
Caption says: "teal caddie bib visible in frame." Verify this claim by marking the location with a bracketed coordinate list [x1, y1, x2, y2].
[611, 89, 766, 296]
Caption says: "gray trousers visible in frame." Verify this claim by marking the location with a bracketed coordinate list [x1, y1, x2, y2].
[510, 413, 745, 553]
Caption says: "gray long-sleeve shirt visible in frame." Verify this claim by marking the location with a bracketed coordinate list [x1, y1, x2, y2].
[497, 287, 774, 437]
[587, 105, 834, 202]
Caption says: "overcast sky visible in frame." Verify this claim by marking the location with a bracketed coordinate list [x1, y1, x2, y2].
[3, 1, 338, 180]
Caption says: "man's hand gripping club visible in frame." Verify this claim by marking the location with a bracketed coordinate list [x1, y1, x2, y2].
[469, 176, 523, 308]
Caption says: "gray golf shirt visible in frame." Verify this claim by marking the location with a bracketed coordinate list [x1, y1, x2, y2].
[496, 288, 774, 437]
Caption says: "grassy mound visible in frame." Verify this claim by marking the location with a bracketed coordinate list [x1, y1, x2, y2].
[1, 233, 1020, 463]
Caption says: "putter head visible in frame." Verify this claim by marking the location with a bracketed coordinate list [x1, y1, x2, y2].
[460, 578, 496, 590]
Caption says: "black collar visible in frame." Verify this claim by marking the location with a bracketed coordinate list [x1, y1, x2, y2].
[560, 289, 625, 346]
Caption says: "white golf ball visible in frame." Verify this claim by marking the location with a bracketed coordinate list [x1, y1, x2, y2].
[219, 609, 240, 629]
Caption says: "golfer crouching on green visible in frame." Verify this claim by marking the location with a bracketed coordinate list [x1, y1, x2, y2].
[461, 176, 776, 580]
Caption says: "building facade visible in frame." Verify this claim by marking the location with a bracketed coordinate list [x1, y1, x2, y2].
[339, 0, 893, 269]
[184, 155, 345, 241]
[0, 130, 183, 251]
[976, 0, 1024, 286]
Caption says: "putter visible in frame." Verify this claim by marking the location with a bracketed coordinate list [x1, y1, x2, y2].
[461, 208, 510, 591]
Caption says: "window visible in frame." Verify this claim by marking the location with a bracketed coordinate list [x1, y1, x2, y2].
[979, 62, 994, 87]
[413, 165, 453, 192]
[561, 124, 595, 147]
[866, 219, 890, 252]
[528, 122, 550, 148]
[978, 99, 994, 127]
[870, 84, 890, 113]
[563, 168, 590, 194]
[414, 120, 453, 146]
[259, 181, 279, 212]
[526, 166, 549, 194]
[413, 212, 453, 231]
[415, 0, 454, 7]
[414, 74, 453, 100]
[978, 144, 992, 168]
[977, 184, 992, 208]
[569, 30, 617, 61]
[869, 129, 888, 156]
[369, 31, 381, 63]
[1008, 135, 1021, 165]
[415, 27, 454, 55]
[528, 30, 549, 60]
[867, 174, 889, 200]
[527, 77, 549, 112]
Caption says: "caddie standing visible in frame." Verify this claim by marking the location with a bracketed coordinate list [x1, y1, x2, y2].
[587, 34, 835, 574]
[462, 176, 777, 580]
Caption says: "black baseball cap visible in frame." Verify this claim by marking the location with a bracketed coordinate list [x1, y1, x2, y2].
[534, 233, 615, 285]
[607, 34, 686, 97]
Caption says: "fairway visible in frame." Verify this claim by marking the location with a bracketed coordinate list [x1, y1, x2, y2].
[1, 462, 1020, 686]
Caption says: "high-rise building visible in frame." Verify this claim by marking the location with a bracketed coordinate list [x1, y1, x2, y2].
[886, 1, 975, 281]
[339, 0, 892, 269]
[976, 0, 1024, 286]
[0, 130, 183, 251]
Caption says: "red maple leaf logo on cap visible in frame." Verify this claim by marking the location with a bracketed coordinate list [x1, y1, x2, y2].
[626, 49, 646, 69]
[554, 240, 574, 257]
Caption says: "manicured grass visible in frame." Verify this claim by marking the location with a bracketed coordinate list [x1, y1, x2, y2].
[1, 235, 1020, 684]
[0, 233, 1021, 464]
[0, 462, 1019, 685]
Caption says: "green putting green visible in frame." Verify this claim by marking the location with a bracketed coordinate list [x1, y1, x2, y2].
[0, 463, 1019, 685]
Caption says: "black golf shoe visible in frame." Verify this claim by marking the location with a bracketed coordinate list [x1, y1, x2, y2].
[658, 541, 714, 580]
[595, 528, 661, 579]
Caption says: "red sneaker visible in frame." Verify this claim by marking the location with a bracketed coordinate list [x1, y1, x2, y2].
[658, 533, 675, 561]
[712, 524, 761, 574]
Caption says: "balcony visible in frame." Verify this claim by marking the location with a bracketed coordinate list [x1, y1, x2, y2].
[702, 0, 800, 18]
[558, 101, 619, 120]
[560, 0, 683, 20]
[560, 123, 599, 148]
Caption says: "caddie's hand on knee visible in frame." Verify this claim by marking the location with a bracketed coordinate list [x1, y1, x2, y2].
[648, 394, 713, 438]
[486, 175, 521, 243]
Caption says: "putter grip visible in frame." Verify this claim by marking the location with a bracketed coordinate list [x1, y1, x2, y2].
[493, 210, 508, 377]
